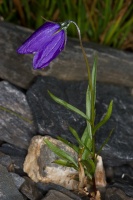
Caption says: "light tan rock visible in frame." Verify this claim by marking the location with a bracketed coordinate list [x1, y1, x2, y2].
[23, 135, 79, 190]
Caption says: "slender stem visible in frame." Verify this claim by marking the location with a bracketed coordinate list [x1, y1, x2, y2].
[68, 21, 92, 89]
[62, 20, 97, 195]
[92, 176, 97, 196]
[92, 134, 96, 161]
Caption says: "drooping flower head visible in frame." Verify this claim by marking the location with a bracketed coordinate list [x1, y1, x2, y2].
[17, 20, 71, 69]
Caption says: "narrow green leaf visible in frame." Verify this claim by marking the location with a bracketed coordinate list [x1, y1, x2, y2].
[69, 126, 83, 147]
[53, 159, 77, 169]
[44, 139, 78, 168]
[69, 126, 93, 159]
[85, 85, 93, 159]
[68, 126, 93, 161]
[82, 123, 92, 141]
[81, 126, 92, 160]
[103, 0, 111, 29]
[91, 56, 97, 106]
[86, 85, 91, 119]
[48, 90, 91, 123]
[81, 126, 87, 143]
[93, 100, 113, 134]
[82, 147, 92, 161]
[90, 56, 97, 131]
[81, 159, 95, 175]
[57, 136, 79, 153]
[82, 124, 92, 148]
[84, 170, 92, 180]
[85, 86, 93, 153]
[97, 128, 114, 155]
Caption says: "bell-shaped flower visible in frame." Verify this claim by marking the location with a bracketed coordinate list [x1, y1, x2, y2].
[17, 21, 69, 69]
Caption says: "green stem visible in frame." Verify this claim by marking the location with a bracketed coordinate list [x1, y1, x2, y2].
[92, 175, 97, 196]
[92, 134, 96, 160]
[69, 21, 92, 89]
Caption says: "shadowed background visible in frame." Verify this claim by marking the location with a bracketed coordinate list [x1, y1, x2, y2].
[0, 0, 133, 51]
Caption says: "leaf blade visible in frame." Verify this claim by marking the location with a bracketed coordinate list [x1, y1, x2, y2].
[96, 128, 114, 155]
[57, 136, 79, 153]
[93, 100, 113, 134]
[44, 138, 78, 168]
[48, 90, 91, 123]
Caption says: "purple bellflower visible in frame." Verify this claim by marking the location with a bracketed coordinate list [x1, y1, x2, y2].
[17, 21, 71, 69]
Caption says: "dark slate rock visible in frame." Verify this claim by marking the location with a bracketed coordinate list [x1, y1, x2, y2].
[26, 76, 133, 167]
[105, 187, 133, 200]
[109, 177, 133, 197]
[26, 76, 86, 144]
[95, 84, 133, 167]
[105, 166, 114, 183]
[22, 179, 78, 200]
[42, 190, 73, 200]
[20, 177, 44, 200]
[113, 165, 133, 179]
[0, 143, 27, 158]
[10, 172, 25, 189]
[0, 81, 36, 149]
[0, 22, 35, 89]
[0, 21, 133, 89]
[0, 151, 13, 169]
[0, 164, 24, 200]
[0, 143, 27, 175]
[36, 182, 82, 200]
[121, 173, 133, 185]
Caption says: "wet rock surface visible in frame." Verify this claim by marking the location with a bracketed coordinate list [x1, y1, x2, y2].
[0, 22, 133, 200]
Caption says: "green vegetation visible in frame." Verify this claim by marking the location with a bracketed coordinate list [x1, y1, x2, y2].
[0, 0, 132, 49]
[45, 56, 113, 196]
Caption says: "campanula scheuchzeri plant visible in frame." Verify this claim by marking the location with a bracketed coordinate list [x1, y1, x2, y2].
[17, 20, 113, 199]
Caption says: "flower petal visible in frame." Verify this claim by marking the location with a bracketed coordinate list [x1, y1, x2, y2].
[33, 30, 66, 69]
[17, 22, 60, 54]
